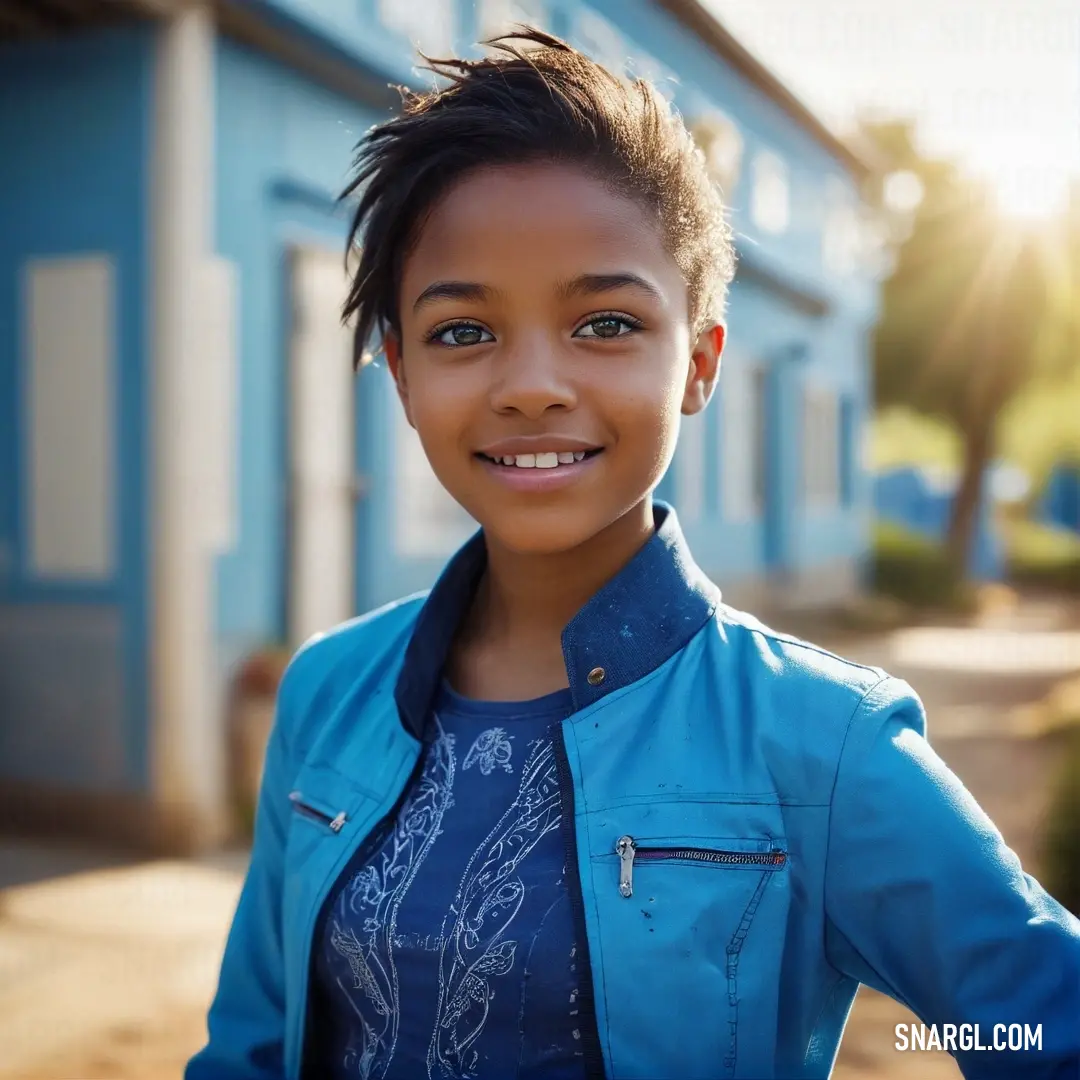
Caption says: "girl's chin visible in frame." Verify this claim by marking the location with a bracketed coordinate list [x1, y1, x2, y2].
[475, 499, 651, 559]
[484, 524, 602, 558]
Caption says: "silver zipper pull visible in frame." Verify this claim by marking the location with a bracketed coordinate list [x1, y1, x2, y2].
[329, 811, 347, 833]
[615, 835, 636, 897]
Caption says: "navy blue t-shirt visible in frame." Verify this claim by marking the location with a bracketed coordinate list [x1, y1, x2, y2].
[311, 682, 587, 1080]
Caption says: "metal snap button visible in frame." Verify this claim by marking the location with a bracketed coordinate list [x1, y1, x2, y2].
[587, 666, 606, 686]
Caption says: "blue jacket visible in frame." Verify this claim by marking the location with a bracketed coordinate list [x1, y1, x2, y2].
[187, 504, 1080, 1079]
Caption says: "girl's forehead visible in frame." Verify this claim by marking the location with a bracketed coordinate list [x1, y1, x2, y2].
[434, 161, 619, 199]
[402, 163, 679, 292]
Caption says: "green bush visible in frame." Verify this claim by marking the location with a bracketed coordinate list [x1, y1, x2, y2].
[1042, 730, 1080, 917]
[871, 520, 972, 610]
[1005, 519, 1080, 592]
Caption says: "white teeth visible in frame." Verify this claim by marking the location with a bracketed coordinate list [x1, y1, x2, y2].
[485, 449, 594, 467]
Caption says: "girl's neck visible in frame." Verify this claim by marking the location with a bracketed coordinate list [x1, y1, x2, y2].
[471, 497, 655, 647]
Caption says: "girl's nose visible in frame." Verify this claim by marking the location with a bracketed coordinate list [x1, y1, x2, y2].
[488, 339, 578, 419]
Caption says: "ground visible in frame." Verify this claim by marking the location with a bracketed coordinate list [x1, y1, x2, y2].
[1, 593, 1078, 1080]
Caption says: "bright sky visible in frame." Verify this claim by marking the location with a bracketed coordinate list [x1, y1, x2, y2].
[704, 0, 1080, 218]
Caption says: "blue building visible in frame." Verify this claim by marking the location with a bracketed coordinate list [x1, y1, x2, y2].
[0, 0, 881, 848]
[1040, 462, 1080, 535]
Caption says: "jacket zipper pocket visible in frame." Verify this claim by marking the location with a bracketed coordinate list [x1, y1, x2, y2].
[614, 834, 787, 898]
[288, 790, 347, 833]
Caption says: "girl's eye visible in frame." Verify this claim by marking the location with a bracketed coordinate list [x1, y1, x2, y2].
[574, 315, 641, 340]
[431, 322, 494, 348]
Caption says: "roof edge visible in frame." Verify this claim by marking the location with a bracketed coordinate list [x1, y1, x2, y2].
[655, 0, 871, 179]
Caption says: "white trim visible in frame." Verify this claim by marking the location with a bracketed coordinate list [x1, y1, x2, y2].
[150, 2, 229, 845]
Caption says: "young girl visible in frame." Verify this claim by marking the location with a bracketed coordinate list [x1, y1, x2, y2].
[187, 29, 1080, 1080]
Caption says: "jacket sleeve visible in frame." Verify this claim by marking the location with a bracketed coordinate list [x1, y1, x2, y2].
[185, 657, 306, 1079]
[824, 676, 1080, 1080]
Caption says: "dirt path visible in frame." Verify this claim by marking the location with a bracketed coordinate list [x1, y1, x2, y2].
[1, 596, 1077, 1080]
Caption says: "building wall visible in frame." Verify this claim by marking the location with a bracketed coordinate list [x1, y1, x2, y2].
[0, 3, 878, 789]
[212, 36, 384, 658]
[0, 26, 155, 795]
[0, 0, 879, 848]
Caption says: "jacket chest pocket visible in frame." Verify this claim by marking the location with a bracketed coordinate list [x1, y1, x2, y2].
[613, 834, 787, 899]
[282, 762, 379, 929]
[586, 825, 791, 1079]
[286, 762, 370, 840]
[594, 832, 788, 965]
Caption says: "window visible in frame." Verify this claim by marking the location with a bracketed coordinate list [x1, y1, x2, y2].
[803, 385, 841, 510]
[478, 0, 547, 38]
[839, 394, 857, 506]
[691, 111, 744, 199]
[676, 412, 706, 525]
[751, 368, 768, 512]
[822, 176, 860, 277]
[288, 246, 354, 644]
[378, 0, 455, 56]
[750, 150, 790, 235]
[394, 383, 477, 558]
[721, 364, 768, 521]
[25, 255, 115, 579]
[198, 256, 238, 552]
[574, 8, 625, 75]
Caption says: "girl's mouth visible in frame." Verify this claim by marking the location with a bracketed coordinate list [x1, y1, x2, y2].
[473, 446, 604, 493]
[475, 448, 603, 470]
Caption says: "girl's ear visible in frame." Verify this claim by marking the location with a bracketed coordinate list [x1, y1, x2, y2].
[383, 333, 416, 428]
[682, 322, 725, 416]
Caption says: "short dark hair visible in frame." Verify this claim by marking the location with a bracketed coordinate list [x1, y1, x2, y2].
[340, 26, 735, 367]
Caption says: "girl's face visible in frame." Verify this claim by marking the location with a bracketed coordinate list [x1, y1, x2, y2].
[386, 163, 724, 556]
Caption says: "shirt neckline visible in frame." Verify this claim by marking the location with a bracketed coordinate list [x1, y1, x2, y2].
[434, 679, 574, 720]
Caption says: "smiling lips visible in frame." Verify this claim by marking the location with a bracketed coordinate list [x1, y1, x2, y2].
[474, 437, 604, 488]
[475, 436, 603, 472]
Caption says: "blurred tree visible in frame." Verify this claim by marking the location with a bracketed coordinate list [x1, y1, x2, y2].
[859, 117, 1079, 573]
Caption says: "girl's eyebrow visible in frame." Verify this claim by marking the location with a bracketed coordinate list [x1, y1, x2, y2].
[412, 272, 664, 314]
[412, 280, 493, 312]
[557, 272, 664, 304]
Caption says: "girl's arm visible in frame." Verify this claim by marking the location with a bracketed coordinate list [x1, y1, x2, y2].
[185, 688, 298, 1078]
[824, 677, 1080, 1080]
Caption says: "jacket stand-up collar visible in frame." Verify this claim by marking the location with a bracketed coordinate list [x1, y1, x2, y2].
[393, 501, 721, 739]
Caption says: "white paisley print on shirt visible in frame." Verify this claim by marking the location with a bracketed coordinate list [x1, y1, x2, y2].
[327, 719, 456, 1080]
[428, 736, 563, 1079]
[463, 727, 514, 775]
